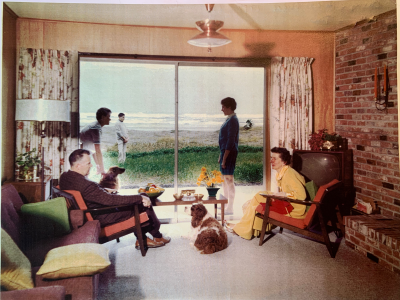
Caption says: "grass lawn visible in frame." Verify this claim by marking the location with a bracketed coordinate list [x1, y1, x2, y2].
[90, 145, 263, 188]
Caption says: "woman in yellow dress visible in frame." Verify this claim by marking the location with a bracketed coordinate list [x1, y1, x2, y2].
[225, 147, 307, 239]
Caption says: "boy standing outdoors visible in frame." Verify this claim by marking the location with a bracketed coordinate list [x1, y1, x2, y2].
[115, 113, 129, 163]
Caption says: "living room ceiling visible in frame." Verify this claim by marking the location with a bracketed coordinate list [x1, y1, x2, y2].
[5, 0, 396, 32]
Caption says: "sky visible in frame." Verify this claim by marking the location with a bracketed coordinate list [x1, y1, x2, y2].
[79, 59, 265, 116]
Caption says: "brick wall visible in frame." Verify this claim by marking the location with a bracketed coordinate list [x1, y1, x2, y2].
[344, 215, 400, 275]
[335, 10, 399, 219]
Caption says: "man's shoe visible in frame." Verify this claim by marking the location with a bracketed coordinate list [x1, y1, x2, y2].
[154, 235, 171, 244]
[135, 237, 164, 250]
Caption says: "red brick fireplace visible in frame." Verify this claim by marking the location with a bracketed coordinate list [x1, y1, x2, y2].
[334, 10, 399, 219]
[344, 215, 400, 274]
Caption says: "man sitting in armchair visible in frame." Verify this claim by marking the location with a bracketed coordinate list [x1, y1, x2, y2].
[60, 149, 170, 249]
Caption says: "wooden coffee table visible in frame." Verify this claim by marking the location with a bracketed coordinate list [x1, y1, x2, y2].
[151, 194, 228, 224]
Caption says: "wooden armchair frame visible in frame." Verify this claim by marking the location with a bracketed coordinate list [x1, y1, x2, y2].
[256, 179, 344, 258]
[52, 187, 150, 257]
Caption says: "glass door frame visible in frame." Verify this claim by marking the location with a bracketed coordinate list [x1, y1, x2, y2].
[78, 53, 268, 222]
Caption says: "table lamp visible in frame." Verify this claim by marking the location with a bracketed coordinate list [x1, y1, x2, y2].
[15, 99, 71, 201]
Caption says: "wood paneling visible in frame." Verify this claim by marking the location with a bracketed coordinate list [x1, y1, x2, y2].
[2, 4, 17, 183]
[17, 19, 43, 49]
[16, 17, 334, 137]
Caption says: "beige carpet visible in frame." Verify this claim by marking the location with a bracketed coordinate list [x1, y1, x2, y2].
[98, 220, 400, 300]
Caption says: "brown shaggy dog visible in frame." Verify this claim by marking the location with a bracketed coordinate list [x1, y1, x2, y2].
[183, 203, 228, 254]
[99, 166, 125, 192]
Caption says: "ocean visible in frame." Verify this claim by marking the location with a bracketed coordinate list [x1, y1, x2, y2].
[80, 112, 263, 131]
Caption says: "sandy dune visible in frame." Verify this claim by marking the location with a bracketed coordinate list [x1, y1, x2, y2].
[98, 125, 263, 150]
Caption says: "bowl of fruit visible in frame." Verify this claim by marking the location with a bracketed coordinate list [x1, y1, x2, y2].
[138, 183, 165, 200]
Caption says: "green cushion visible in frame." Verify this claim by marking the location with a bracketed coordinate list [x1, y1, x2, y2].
[21, 197, 71, 240]
[305, 180, 319, 213]
[1, 228, 34, 290]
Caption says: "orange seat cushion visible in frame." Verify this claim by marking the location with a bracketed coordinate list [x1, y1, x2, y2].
[303, 179, 339, 226]
[59, 188, 150, 237]
[55, 185, 75, 210]
[101, 212, 149, 237]
[256, 204, 307, 229]
[63, 189, 93, 221]
[256, 179, 340, 230]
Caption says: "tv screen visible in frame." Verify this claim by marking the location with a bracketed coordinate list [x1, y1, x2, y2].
[293, 152, 341, 187]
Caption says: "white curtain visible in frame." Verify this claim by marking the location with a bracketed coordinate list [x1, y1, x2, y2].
[269, 56, 313, 191]
[270, 56, 313, 151]
[16, 48, 79, 179]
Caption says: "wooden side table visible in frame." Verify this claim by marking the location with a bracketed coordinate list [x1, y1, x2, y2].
[5, 175, 52, 203]
[152, 194, 228, 224]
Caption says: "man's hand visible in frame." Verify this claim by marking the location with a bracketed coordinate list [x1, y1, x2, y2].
[123, 137, 129, 143]
[142, 195, 151, 207]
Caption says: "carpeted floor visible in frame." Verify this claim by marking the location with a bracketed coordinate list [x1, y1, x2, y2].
[98, 220, 400, 300]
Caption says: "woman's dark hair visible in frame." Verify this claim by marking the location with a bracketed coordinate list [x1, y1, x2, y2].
[69, 149, 91, 166]
[96, 107, 112, 122]
[271, 147, 291, 165]
[221, 97, 237, 111]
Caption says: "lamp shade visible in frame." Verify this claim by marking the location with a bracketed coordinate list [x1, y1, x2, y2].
[15, 99, 71, 122]
[188, 20, 232, 48]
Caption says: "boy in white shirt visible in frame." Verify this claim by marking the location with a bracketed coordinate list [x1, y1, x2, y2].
[115, 113, 129, 163]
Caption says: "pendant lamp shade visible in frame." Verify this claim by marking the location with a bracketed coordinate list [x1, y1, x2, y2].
[188, 20, 232, 48]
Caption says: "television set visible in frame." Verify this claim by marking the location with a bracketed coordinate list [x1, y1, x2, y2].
[292, 150, 354, 214]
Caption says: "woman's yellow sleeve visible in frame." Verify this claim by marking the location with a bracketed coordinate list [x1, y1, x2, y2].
[284, 169, 306, 200]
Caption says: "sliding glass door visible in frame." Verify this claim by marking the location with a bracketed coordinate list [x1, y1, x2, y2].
[177, 64, 265, 191]
[79, 56, 265, 221]
[80, 58, 176, 186]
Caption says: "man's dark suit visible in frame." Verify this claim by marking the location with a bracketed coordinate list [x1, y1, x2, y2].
[59, 170, 162, 238]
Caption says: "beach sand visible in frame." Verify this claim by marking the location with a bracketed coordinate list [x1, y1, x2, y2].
[98, 125, 263, 151]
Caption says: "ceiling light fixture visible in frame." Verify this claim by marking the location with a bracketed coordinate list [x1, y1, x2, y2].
[187, 4, 232, 53]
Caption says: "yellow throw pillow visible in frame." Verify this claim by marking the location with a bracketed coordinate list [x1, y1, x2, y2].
[36, 243, 110, 280]
[1, 228, 34, 290]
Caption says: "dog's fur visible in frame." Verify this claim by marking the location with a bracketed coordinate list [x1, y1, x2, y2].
[183, 203, 228, 254]
[99, 166, 125, 191]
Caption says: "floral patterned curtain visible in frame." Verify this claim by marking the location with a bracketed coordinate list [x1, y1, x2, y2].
[269, 57, 313, 192]
[269, 57, 313, 151]
[16, 48, 79, 180]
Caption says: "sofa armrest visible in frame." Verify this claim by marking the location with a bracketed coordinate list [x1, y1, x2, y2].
[33, 265, 100, 300]
[69, 209, 84, 230]
[25, 220, 101, 267]
[1, 286, 65, 300]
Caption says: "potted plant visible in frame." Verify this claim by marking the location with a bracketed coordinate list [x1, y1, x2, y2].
[196, 167, 224, 197]
[15, 148, 41, 180]
[308, 129, 325, 150]
[322, 130, 342, 150]
[308, 129, 343, 151]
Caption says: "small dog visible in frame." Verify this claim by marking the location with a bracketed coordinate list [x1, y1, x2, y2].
[183, 203, 228, 254]
[99, 166, 125, 193]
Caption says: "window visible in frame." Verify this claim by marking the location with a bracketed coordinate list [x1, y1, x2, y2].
[79, 55, 266, 221]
